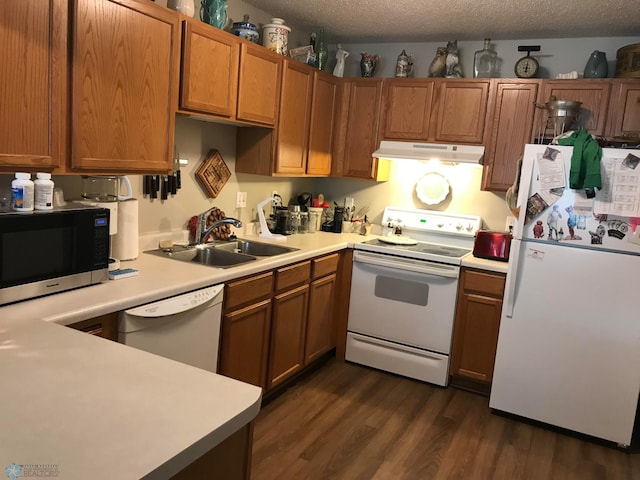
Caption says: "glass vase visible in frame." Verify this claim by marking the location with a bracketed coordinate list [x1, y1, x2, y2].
[200, 0, 227, 29]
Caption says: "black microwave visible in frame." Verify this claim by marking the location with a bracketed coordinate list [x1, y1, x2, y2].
[0, 206, 110, 306]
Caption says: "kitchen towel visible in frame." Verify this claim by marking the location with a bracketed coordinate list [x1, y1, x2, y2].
[111, 198, 139, 261]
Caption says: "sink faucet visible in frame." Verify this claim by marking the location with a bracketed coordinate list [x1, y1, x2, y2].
[195, 210, 242, 245]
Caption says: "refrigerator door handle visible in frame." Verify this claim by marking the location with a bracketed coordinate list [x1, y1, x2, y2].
[503, 239, 522, 318]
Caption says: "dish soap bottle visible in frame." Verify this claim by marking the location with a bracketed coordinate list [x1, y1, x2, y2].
[473, 38, 498, 78]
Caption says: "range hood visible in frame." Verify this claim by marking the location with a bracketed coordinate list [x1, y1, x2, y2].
[372, 141, 485, 164]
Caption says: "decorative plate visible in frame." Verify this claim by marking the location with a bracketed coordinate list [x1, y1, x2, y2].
[416, 172, 450, 205]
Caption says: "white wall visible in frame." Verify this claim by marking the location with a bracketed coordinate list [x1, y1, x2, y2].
[328, 36, 640, 79]
[309, 162, 513, 231]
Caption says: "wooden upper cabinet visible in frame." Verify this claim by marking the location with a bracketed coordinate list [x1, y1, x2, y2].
[273, 61, 313, 175]
[179, 19, 239, 118]
[70, 0, 179, 173]
[482, 80, 540, 191]
[534, 80, 611, 138]
[236, 43, 282, 126]
[607, 81, 640, 140]
[0, 0, 67, 170]
[432, 80, 491, 144]
[334, 78, 389, 181]
[381, 79, 435, 141]
[307, 71, 338, 176]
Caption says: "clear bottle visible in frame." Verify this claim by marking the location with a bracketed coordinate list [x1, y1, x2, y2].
[316, 28, 328, 71]
[473, 38, 498, 78]
[34, 172, 54, 210]
[11, 172, 34, 213]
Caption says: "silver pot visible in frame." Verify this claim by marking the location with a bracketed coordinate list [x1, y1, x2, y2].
[537, 100, 582, 118]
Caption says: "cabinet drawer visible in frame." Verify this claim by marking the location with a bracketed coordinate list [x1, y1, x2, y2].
[275, 261, 311, 292]
[225, 272, 274, 311]
[462, 270, 505, 297]
[311, 253, 339, 279]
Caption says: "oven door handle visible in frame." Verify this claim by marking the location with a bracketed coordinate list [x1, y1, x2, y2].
[353, 251, 459, 278]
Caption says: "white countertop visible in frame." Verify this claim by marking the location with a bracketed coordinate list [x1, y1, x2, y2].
[2, 231, 370, 326]
[461, 254, 509, 274]
[0, 231, 370, 479]
[0, 316, 262, 479]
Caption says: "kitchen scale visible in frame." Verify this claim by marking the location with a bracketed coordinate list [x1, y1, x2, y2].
[514, 45, 541, 78]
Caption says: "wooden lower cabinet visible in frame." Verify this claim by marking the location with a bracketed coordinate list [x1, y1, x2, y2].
[305, 274, 337, 364]
[67, 312, 119, 341]
[268, 284, 309, 389]
[220, 253, 342, 393]
[171, 422, 253, 480]
[219, 299, 272, 389]
[450, 268, 505, 394]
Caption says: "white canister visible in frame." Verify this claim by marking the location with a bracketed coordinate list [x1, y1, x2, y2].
[34, 172, 54, 210]
[11, 172, 34, 213]
[262, 18, 290, 56]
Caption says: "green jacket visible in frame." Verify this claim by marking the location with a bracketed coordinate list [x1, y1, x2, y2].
[557, 130, 602, 190]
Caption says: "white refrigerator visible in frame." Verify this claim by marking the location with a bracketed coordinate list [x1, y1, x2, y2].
[490, 143, 640, 446]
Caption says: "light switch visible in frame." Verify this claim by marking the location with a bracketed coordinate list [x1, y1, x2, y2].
[236, 192, 247, 208]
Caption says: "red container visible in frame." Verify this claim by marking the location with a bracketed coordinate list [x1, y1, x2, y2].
[473, 231, 512, 262]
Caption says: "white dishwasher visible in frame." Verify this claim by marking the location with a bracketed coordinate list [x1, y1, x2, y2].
[119, 285, 224, 373]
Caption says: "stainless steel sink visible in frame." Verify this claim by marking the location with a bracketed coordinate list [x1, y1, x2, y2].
[144, 238, 298, 268]
[215, 239, 299, 257]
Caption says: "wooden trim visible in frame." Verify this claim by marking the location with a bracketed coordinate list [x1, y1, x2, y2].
[334, 249, 353, 361]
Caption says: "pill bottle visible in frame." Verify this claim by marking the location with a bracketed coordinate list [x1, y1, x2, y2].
[11, 172, 34, 213]
[34, 172, 54, 210]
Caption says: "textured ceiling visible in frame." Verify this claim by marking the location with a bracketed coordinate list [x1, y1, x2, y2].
[242, 0, 640, 42]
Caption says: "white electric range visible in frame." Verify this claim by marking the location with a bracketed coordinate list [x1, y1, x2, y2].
[346, 206, 482, 386]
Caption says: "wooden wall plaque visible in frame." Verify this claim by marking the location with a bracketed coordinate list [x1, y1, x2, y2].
[195, 149, 231, 198]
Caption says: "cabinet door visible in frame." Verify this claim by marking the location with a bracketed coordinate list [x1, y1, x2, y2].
[341, 79, 387, 180]
[381, 79, 435, 141]
[607, 81, 640, 140]
[268, 284, 309, 389]
[237, 43, 281, 126]
[450, 270, 505, 386]
[179, 19, 239, 118]
[432, 80, 490, 144]
[305, 273, 336, 364]
[220, 300, 271, 389]
[67, 313, 119, 341]
[482, 80, 539, 192]
[71, 0, 179, 172]
[535, 80, 611, 138]
[274, 60, 313, 175]
[0, 0, 66, 169]
[307, 71, 338, 176]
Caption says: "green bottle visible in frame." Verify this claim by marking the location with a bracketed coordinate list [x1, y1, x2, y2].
[317, 28, 328, 71]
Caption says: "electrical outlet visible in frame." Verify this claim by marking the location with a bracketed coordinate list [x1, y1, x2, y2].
[505, 216, 516, 232]
[271, 190, 278, 198]
[236, 192, 247, 208]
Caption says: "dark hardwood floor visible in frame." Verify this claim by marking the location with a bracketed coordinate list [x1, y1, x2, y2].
[252, 359, 639, 480]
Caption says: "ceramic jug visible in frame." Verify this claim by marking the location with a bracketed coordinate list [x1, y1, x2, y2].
[583, 50, 608, 78]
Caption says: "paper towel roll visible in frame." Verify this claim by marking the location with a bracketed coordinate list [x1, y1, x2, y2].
[111, 198, 139, 261]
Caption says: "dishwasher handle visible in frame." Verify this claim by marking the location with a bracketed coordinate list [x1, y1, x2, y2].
[124, 284, 224, 318]
[353, 251, 459, 278]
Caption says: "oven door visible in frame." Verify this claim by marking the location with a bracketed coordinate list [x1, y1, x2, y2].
[348, 250, 460, 354]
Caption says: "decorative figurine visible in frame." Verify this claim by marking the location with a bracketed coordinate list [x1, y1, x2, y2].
[427, 47, 447, 77]
[333, 44, 349, 77]
[445, 40, 463, 78]
[395, 49, 413, 78]
[360, 52, 379, 77]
